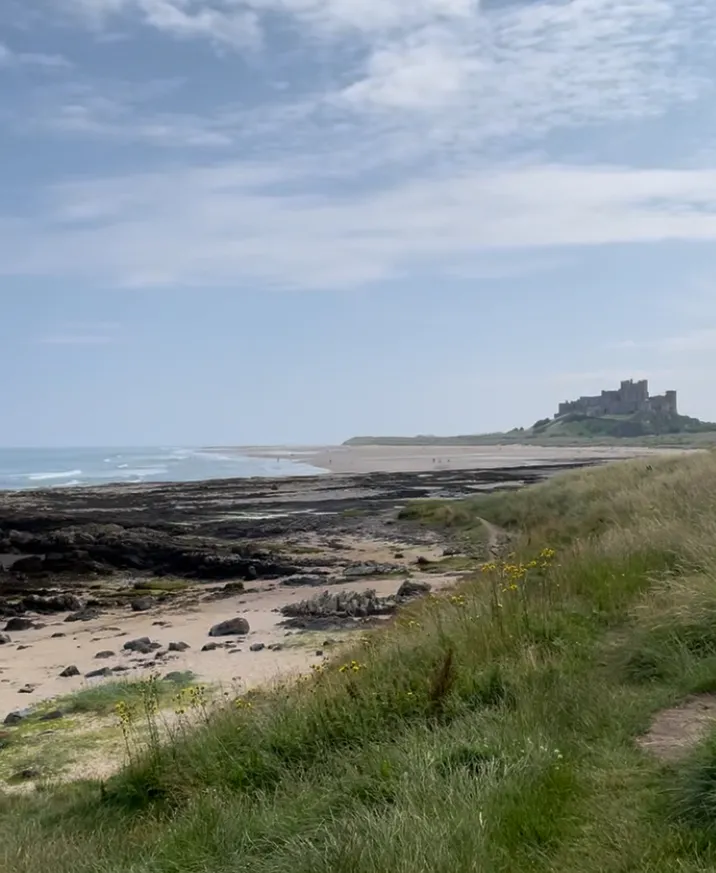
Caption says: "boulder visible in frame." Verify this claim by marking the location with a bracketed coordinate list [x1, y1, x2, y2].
[168, 641, 190, 652]
[11, 556, 44, 574]
[4, 617, 33, 632]
[397, 579, 432, 599]
[94, 650, 115, 659]
[123, 637, 160, 654]
[0, 633, 10, 645]
[85, 667, 112, 678]
[249, 642, 265, 652]
[65, 608, 102, 623]
[208, 617, 250, 637]
[3, 711, 26, 725]
[40, 710, 64, 722]
[130, 596, 154, 612]
[59, 665, 80, 678]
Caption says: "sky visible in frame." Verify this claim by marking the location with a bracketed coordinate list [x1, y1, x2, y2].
[2, 0, 716, 446]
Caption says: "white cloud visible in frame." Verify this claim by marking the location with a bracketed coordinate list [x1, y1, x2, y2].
[4, 161, 716, 288]
[0, 41, 70, 69]
[60, 0, 261, 49]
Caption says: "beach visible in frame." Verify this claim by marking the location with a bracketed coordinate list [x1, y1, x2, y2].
[234, 442, 685, 475]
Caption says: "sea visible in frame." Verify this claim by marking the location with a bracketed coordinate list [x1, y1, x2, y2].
[0, 447, 327, 491]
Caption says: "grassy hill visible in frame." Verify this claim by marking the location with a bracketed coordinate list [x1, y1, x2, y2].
[7, 455, 716, 870]
[345, 410, 716, 446]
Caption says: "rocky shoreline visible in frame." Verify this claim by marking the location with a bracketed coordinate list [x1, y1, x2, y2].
[0, 461, 594, 720]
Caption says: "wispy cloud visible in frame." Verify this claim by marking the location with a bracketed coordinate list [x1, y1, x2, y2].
[0, 41, 71, 69]
[4, 0, 715, 288]
[60, 0, 261, 49]
[5, 162, 716, 288]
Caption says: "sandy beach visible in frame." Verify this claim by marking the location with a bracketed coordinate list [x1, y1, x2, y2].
[235, 443, 685, 475]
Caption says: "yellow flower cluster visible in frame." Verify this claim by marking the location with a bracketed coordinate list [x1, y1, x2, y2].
[339, 659, 365, 674]
[115, 699, 132, 728]
[480, 547, 556, 592]
[234, 697, 253, 710]
[449, 594, 466, 606]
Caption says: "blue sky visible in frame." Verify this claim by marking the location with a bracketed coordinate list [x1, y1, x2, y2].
[2, 0, 716, 446]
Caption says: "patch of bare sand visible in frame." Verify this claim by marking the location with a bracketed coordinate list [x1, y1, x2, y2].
[637, 694, 716, 761]
[235, 444, 688, 475]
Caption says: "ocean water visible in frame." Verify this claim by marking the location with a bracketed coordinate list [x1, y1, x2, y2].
[0, 447, 327, 491]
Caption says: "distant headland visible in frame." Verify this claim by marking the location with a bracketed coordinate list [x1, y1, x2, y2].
[345, 378, 716, 447]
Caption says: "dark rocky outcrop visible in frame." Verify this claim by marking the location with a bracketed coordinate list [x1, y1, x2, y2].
[281, 589, 395, 621]
[59, 665, 80, 677]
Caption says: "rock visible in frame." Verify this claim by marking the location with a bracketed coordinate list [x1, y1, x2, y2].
[94, 650, 115, 659]
[65, 608, 101, 623]
[315, 650, 323, 657]
[4, 617, 34, 632]
[11, 556, 44, 574]
[394, 552, 405, 559]
[51, 632, 66, 638]
[280, 575, 329, 588]
[281, 589, 395, 620]
[343, 562, 401, 578]
[40, 710, 64, 722]
[11, 768, 40, 781]
[201, 642, 221, 652]
[59, 665, 80, 678]
[122, 637, 160, 653]
[209, 617, 250, 637]
[85, 667, 112, 679]
[17, 645, 31, 651]
[168, 641, 190, 652]
[130, 596, 154, 612]
[22, 593, 83, 613]
[111, 665, 129, 673]
[18, 684, 35, 694]
[416, 556, 431, 567]
[3, 711, 26, 725]
[0, 633, 10, 645]
[442, 547, 460, 557]
[164, 671, 192, 683]
[249, 642, 265, 652]
[397, 579, 432, 599]
[268, 643, 284, 651]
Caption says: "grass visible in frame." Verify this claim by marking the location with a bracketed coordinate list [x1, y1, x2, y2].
[7, 453, 716, 870]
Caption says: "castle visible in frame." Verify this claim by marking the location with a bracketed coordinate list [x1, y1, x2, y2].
[556, 379, 677, 419]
